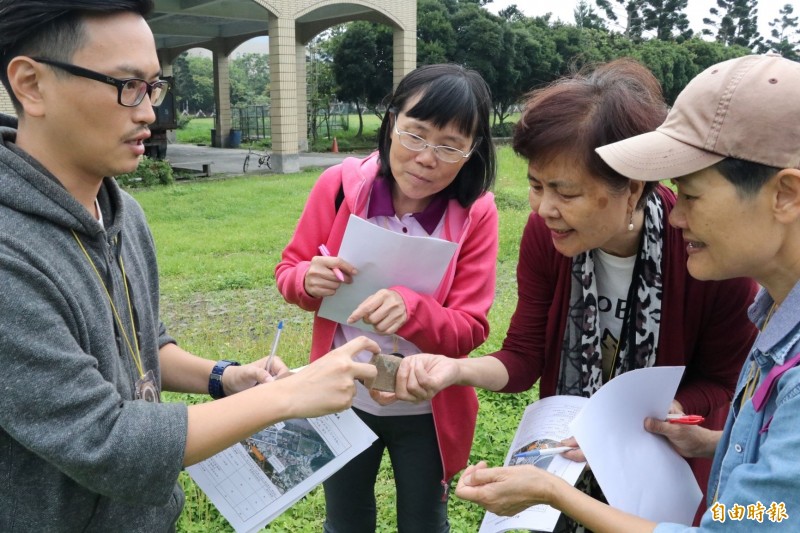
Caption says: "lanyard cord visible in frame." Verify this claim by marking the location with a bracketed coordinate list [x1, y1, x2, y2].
[71, 229, 144, 378]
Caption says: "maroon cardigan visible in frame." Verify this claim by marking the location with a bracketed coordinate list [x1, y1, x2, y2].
[492, 186, 758, 515]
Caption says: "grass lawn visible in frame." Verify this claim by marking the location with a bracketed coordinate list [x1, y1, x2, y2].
[176, 117, 215, 145]
[133, 145, 538, 532]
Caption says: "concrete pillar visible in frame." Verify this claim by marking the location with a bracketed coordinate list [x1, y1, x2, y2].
[296, 42, 309, 152]
[268, 14, 300, 172]
[160, 60, 177, 145]
[212, 51, 232, 148]
[393, 26, 417, 90]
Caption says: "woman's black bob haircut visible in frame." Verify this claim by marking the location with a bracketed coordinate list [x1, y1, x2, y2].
[376, 63, 496, 208]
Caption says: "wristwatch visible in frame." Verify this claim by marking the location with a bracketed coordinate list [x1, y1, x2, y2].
[208, 360, 240, 399]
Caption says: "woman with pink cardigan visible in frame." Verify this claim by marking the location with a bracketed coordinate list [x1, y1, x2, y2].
[275, 64, 498, 533]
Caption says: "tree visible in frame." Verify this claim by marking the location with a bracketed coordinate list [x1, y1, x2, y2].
[595, 0, 693, 41]
[574, 0, 608, 31]
[681, 38, 750, 73]
[492, 20, 558, 123]
[641, 0, 693, 41]
[229, 53, 270, 107]
[764, 4, 800, 60]
[594, 0, 646, 41]
[448, 3, 517, 122]
[549, 22, 634, 76]
[496, 3, 528, 23]
[331, 22, 393, 137]
[417, 0, 458, 64]
[631, 38, 696, 103]
[702, 0, 764, 50]
[172, 52, 215, 114]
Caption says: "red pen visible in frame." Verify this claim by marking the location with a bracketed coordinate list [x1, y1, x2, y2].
[666, 414, 705, 425]
[318, 244, 345, 282]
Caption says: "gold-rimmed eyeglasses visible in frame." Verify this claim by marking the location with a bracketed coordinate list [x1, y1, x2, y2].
[32, 57, 170, 107]
[393, 122, 477, 164]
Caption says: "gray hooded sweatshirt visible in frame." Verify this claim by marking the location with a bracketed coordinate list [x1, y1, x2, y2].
[0, 114, 188, 531]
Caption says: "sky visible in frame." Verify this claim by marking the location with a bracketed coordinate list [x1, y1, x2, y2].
[485, 0, 789, 39]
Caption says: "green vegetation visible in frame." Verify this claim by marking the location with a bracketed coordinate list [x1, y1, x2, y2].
[131, 145, 536, 532]
[115, 156, 174, 188]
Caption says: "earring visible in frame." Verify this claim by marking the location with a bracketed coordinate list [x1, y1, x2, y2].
[627, 214, 634, 232]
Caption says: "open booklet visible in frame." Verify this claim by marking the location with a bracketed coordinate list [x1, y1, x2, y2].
[186, 409, 377, 533]
[479, 366, 702, 533]
[478, 395, 588, 533]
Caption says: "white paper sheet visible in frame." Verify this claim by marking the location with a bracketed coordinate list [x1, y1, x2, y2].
[569, 366, 703, 525]
[318, 214, 458, 332]
[479, 395, 589, 533]
[186, 409, 377, 533]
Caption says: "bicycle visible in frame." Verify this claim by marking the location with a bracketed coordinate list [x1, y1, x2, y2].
[243, 144, 272, 173]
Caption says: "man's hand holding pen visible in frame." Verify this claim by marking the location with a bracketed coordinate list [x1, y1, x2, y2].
[221, 356, 291, 396]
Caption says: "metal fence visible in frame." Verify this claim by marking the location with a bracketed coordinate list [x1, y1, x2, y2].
[232, 103, 362, 142]
[233, 105, 271, 142]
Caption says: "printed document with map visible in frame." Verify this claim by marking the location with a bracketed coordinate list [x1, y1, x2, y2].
[479, 366, 700, 532]
[187, 409, 377, 533]
[478, 395, 588, 533]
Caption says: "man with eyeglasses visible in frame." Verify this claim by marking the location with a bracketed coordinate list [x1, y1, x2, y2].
[0, 1, 378, 531]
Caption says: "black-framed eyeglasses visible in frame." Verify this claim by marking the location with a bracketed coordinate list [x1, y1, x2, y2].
[32, 57, 170, 107]
[393, 121, 478, 164]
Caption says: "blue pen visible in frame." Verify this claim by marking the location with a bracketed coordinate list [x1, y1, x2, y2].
[513, 446, 576, 459]
[265, 320, 283, 376]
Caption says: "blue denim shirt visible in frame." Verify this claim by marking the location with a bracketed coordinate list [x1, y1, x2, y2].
[655, 283, 800, 532]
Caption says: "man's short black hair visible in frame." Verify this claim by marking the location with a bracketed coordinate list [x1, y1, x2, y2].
[0, 0, 154, 112]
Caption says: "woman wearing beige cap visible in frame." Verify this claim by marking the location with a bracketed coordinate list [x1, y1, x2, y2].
[388, 58, 759, 531]
[454, 54, 800, 532]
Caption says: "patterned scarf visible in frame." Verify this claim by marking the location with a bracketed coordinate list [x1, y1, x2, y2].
[557, 193, 664, 397]
[555, 193, 665, 533]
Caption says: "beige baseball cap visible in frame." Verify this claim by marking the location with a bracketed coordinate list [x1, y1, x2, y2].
[596, 54, 800, 181]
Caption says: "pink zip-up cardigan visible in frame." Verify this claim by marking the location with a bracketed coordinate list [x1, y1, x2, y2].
[276, 152, 498, 486]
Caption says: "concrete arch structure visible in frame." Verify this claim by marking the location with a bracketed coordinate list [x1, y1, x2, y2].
[0, 0, 416, 173]
[150, 0, 417, 173]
